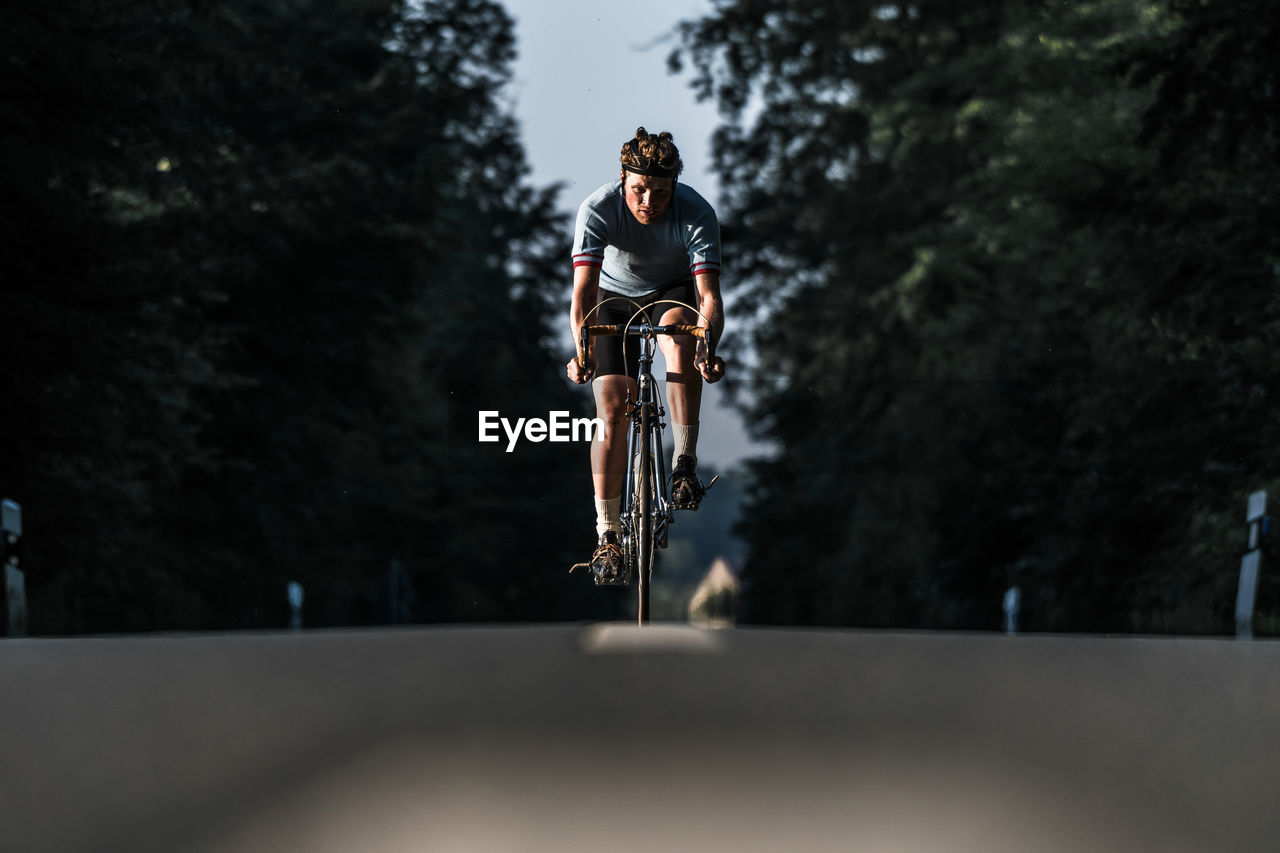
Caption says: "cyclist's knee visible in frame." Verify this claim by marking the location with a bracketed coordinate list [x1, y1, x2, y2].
[597, 399, 629, 425]
[660, 335, 697, 367]
[592, 376, 633, 422]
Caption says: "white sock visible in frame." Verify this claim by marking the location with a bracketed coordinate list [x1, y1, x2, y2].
[595, 496, 621, 538]
[673, 422, 698, 464]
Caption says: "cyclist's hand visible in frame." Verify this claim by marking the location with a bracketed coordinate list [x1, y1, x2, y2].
[567, 354, 596, 384]
[694, 344, 726, 383]
[700, 355, 726, 383]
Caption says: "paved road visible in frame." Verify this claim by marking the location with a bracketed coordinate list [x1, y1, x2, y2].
[1, 624, 1277, 852]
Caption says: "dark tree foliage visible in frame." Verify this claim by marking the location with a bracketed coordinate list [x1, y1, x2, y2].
[1, 0, 609, 632]
[672, 0, 1280, 632]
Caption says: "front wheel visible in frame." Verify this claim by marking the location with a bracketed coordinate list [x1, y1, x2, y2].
[635, 406, 654, 625]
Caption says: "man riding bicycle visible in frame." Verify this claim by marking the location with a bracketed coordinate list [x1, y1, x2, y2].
[565, 127, 726, 580]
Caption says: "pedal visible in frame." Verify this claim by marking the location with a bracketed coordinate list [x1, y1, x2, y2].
[671, 472, 716, 511]
[572, 561, 631, 586]
[593, 559, 631, 586]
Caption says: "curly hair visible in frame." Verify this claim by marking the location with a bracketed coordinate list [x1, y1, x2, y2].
[619, 126, 683, 179]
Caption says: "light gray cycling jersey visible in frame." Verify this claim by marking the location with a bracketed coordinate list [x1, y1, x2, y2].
[572, 180, 721, 298]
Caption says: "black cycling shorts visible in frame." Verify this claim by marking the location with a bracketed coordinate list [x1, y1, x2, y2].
[592, 280, 696, 379]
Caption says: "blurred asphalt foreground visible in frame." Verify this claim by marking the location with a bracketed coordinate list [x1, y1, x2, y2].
[1, 625, 1277, 853]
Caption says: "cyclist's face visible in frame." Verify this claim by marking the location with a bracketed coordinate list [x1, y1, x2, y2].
[622, 172, 674, 225]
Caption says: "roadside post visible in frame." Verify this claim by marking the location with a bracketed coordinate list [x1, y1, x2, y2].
[1003, 586, 1020, 635]
[287, 581, 304, 631]
[3, 499, 26, 637]
[1235, 491, 1269, 639]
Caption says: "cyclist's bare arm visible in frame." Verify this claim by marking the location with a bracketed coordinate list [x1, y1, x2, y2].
[567, 264, 601, 384]
[694, 270, 726, 383]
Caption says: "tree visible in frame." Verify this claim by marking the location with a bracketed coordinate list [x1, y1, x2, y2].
[672, 0, 1279, 632]
[0, 0, 610, 632]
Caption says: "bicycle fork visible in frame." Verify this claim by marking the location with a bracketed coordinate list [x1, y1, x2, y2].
[626, 382, 672, 536]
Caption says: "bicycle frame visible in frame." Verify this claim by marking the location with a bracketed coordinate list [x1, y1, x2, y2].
[579, 300, 711, 625]
[621, 328, 673, 624]
[624, 333, 673, 552]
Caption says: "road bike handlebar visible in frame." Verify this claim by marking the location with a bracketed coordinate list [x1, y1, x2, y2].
[577, 323, 711, 368]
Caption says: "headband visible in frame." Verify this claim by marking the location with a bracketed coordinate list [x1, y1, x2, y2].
[622, 162, 679, 180]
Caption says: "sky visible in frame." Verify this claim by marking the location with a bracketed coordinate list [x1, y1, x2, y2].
[500, 0, 723, 211]
[499, 0, 764, 469]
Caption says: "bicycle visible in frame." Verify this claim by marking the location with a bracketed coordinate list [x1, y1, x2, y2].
[573, 297, 718, 626]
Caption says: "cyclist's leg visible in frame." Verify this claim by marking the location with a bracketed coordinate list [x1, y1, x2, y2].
[656, 308, 701, 430]
[590, 374, 635, 522]
[591, 288, 644, 517]
[585, 291, 640, 580]
[654, 282, 709, 509]
[654, 285, 702, 464]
